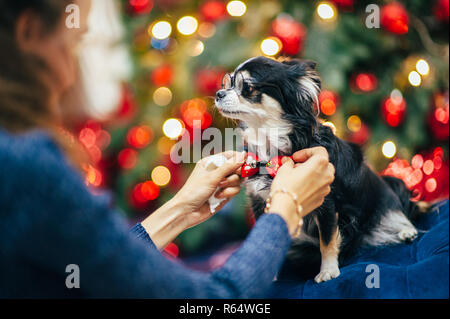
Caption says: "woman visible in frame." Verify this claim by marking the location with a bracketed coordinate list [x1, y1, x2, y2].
[0, 0, 335, 298]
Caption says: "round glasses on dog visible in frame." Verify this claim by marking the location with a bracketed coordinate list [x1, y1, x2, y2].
[222, 72, 286, 105]
[222, 73, 244, 93]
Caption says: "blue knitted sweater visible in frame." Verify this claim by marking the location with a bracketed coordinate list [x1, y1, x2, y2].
[0, 129, 291, 298]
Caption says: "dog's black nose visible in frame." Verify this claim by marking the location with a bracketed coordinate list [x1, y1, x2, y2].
[216, 90, 226, 100]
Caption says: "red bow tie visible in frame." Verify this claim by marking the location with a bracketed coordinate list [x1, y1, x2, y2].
[241, 153, 293, 178]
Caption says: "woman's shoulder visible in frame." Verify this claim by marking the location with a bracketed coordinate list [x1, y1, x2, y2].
[0, 128, 81, 192]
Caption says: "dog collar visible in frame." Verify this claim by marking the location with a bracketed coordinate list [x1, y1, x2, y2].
[241, 152, 293, 178]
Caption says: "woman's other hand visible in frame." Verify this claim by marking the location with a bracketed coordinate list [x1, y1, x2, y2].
[174, 151, 246, 229]
[269, 147, 335, 235]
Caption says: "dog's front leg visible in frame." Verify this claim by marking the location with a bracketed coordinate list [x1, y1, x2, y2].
[314, 200, 341, 283]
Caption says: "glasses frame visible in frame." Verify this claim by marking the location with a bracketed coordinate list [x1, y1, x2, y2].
[222, 72, 286, 105]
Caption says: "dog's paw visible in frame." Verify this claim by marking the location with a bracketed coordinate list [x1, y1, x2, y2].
[398, 228, 418, 242]
[314, 266, 340, 283]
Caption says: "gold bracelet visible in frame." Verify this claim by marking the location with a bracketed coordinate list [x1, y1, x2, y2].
[264, 187, 304, 237]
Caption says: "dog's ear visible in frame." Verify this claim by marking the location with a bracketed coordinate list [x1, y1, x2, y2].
[282, 59, 321, 116]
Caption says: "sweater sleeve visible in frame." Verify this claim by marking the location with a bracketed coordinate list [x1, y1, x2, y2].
[129, 223, 158, 250]
[8, 133, 291, 298]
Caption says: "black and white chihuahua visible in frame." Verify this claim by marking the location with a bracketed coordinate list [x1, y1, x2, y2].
[215, 56, 428, 282]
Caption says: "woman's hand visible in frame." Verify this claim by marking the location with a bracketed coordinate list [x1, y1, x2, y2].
[174, 151, 246, 229]
[268, 147, 335, 235]
[141, 151, 246, 249]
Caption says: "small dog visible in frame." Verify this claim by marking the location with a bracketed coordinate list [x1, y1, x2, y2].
[215, 56, 428, 282]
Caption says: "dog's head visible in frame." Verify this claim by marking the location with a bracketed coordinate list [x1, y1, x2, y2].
[215, 56, 321, 132]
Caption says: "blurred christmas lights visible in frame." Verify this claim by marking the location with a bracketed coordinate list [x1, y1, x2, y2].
[317, 2, 336, 20]
[382, 141, 397, 158]
[152, 166, 172, 187]
[408, 71, 422, 87]
[127, 125, 153, 149]
[153, 87, 173, 106]
[227, 1, 247, 17]
[177, 16, 198, 35]
[163, 118, 184, 139]
[260, 37, 282, 56]
[416, 59, 430, 76]
[151, 21, 172, 40]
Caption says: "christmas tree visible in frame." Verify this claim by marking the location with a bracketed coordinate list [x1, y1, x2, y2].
[78, 0, 449, 257]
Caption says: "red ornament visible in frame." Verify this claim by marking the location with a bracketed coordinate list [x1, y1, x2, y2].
[331, 0, 355, 11]
[128, 0, 154, 15]
[272, 16, 307, 56]
[319, 90, 339, 116]
[433, 0, 449, 22]
[118, 148, 138, 170]
[201, 1, 228, 22]
[428, 92, 449, 140]
[127, 125, 154, 149]
[381, 2, 409, 35]
[151, 65, 173, 87]
[195, 68, 225, 96]
[352, 73, 378, 93]
[381, 97, 407, 127]
[181, 99, 212, 130]
[349, 123, 371, 145]
[382, 149, 449, 202]
[117, 85, 137, 119]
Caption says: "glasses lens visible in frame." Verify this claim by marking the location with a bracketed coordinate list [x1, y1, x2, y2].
[223, 74, 232, 90]
[235, 73, 244, 93]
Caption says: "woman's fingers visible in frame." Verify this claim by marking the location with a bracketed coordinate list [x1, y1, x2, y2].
[292, 146, 329, 163]
[213, 152, 246, 181]
[215, 186, 241, 199]
[219, 174, 241, 188]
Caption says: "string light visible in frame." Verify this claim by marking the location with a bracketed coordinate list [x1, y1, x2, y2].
[127, 125, 153, 149]
[157, 137, 175, 155]
[317, 2, 336, 20]
[260, 37, 282, 56]
[189, 40, 205, 57]
[416, 59, 430, 76]
[163, 118, 184, 139]
[425, 178, 437, 193]
[382, 141, 397, 158]
[153, 87, 173, 106]
[408, 71, 422, 87]
[118, 148, 138, 170]
[151, 166, 172, 187]
[347, 115, 362, 132]
[151, 21, 172, 40]
[198, 22, 216, 38]
[227, 1, 247, 17]
[177, 16, 198, 35]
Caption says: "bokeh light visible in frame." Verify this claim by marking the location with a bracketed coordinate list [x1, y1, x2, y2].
[317, 2, 336, 20]
[163, 118, 184, 139]
[189, 40, 205, 57]
[177, 16, 198, 35]
[382, 141, 397, 158]
[260, 37, 282, 56]
[416, 59, 430, 76]
[151, 21, 172, 39]
[151, 166, 172, 187]
[153, 87, 173, 106]
[198, 22, 216, 38]
[127, 125, 153, 149]
[408, 71, 422, 87]
[347, 115, 362, 132]
[118, 148, 138, 170]
[227, 1, 247, 17]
